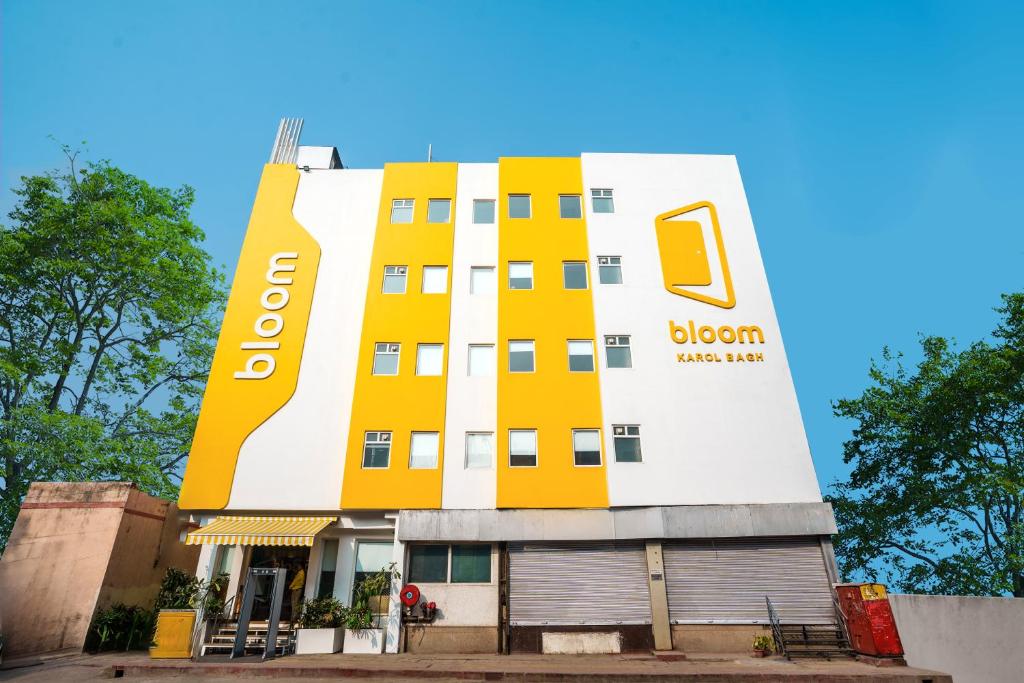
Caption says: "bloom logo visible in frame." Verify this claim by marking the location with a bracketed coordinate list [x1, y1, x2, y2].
[655, 201, 736, 309]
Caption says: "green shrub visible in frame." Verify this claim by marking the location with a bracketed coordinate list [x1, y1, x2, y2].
[296, 596, 347, 629]
[86, 603, 156, 652]
[155, 567, 227, 613]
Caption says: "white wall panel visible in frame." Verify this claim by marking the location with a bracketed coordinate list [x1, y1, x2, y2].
[227, 169, 383, 510]
[581, 153, 822, 506]
[441, 164, 499, 509]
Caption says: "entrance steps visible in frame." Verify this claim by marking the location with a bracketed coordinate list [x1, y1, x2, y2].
[199, 621, 294, 657]
[776, 624, 854, 660]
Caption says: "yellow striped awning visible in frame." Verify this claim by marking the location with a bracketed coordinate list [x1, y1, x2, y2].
[185, 516, 336, 547]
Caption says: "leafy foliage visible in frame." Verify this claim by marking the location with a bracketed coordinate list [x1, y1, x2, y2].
[0, 147, 225, 549]
[828, 293, 1024, 597]
[296, 595, 347, 629]
[346, 562, 400, 630]
[155, 567, 227, 613]
[86, 603, 157, 652]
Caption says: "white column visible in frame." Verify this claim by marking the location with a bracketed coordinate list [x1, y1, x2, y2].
[384, 517, 405, 654]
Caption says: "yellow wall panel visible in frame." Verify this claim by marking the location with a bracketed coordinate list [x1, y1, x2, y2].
[497, 157, 608, 508]
[179, 165, 319, 510]
[341, 162, 458, 509]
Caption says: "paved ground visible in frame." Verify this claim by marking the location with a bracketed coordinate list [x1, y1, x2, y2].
[0, 651, 952, 682]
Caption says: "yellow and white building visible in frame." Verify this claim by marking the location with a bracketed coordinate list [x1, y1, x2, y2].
[179, 119, 839, 654]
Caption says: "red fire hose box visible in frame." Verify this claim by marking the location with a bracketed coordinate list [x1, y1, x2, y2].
[835, 583, 904, 657]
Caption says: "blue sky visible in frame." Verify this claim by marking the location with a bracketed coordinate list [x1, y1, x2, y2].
[3, 1, 1023, 493]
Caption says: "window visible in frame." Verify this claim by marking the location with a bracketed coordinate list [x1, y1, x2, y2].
[362, 431, 391, 468]
[559, 194, 582, 219]
[409, 432, 439, 469]
[317, 538, 339, 598]
[422, 266, 448, 294]
[613, 425, 642, 462]
[465, 432, 494, 469]
[591, 188, 614, 214]
[416, 344, 443, 376]
[509, 429, 537, 467]
[470, 266, 496, 294]
[567, 340, 595, 372]
[408, 544, 449, 583]
[391, 199, 414, 223]
[604, 335, 632, 368]
[353, 541, 393, 601]
[382, 265, 407, 293]
[508, 262, 533, 290]
[573, 429, 602, 466]
[427, 199, 451, 223]
[563, 261, 588, 289]
[451, 545, 491, 583]
[597, 256, 622, 284]
[509, 340, 535, 373]
[373, 343, 400, 375]
[468, 344, 496, 376]
[473, 199, 495, 224]
[508, 194, 531, 219]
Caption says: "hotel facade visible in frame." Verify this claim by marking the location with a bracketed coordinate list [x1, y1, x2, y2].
[178, 119, 839, 654]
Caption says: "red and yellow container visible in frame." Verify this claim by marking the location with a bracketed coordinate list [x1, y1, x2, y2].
[835, 583, 903, 657]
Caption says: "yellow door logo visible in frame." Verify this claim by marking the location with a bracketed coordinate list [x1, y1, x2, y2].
[655, 201, 735, 309]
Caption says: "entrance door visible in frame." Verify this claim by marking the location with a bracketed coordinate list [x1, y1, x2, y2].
[247, 546, 310, 621]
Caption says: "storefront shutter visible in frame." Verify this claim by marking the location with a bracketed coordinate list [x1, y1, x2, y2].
[509, 542, 652, 626]
[664, 537, 834, 625]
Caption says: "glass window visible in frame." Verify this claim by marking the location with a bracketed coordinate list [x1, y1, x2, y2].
[353, 541, 393, 600]
[559, 194, 582, 219]
[604, 335, 632, 369]
[362, 431, 391, 468]
[451, 545, 491, 583]
[468, 344, 496, 376]
[317, 538, 339, 598]
[573, 429, 602, 466]
[508, 194, 531, 219]
[427, 199, 451, 223]
[509, 340, 535, 373]
[597, 256, 622, 284]
[465, 432, 494, 469]
[568, 340, 595, 372]
[470, 266, 496, 294]
[416, 344, 443, 376]
[509, 429, 537, 467]
[473, 199, 495, 224]
[391, 199, 414, 223]
[409, 431, 439, 469]
[591, 188, 614, 214]
[613, 424, 642, 462]
[563, 261, 588, 289]
[508, 262, 533, 290]
[422, 266, 448, 294]
[408, 544, 448, 583]
[372, 343, 400, 375]
[382, 265, 408, 293]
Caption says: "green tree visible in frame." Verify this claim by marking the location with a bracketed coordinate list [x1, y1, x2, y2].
[0, 148, 225, 549]
[829, 293, 1024, 597]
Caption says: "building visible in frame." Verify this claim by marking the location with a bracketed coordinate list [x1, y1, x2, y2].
[177, 118, 839, 654]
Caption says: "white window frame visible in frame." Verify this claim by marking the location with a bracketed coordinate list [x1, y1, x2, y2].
[409, 431, 440, 469]
[604, 335, 632, 369]
[612, 424, 642, 463]
[467, 344, 496, 377]
[362, 431, 392, 469]
[415, 343, 444, 376]
[591, 188, 614, 213]
[508, 194, 531, 219]
[470, 266, 497, 295]
[567, 339, 595, 373]
[597, 256, 622, 285]
[391, 198, 414, 224]
[562, 261, 589, 290]
[559, 194, 583, 219]
[508, 340, 535, 373]
[464, 431, 495, 469]
[427, 198, 452, 224]
[406, 543, 494, 584]
[421, 265, 449, 294]
[572, 428, 603, 467]
[508, 429, 538, 468]
[473, 199, 496, 224]
[508, 261, 534, 290]
[382, 265, 408, 294]
[372, 342, 401, 375]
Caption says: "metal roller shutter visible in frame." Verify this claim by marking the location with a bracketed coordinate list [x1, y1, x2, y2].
[664, 537, 834, 625]
[509, 542, 652, 626]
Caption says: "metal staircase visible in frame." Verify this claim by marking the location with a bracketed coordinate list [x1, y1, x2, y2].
[200, 621, 295, 658]
[767, 597, 854, 660]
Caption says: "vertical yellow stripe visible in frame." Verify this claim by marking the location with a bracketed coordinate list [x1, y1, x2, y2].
[496, 157, 608, 508]
[341, 162, 458, 509]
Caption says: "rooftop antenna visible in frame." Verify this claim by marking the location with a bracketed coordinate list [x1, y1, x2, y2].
[427, 143, 433, 163]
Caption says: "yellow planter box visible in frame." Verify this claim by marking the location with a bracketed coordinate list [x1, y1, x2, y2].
[150, 609, 196, 659]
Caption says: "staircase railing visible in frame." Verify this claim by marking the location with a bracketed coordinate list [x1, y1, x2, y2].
[765, 596, 787, 658]
[832, 594, 852, 649]
[192, 593, 236, 661]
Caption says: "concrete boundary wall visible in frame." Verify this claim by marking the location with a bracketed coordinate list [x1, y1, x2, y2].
[889, 593, 1023, 683]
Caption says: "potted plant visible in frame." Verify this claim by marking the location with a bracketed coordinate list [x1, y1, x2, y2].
[150, 568, 226, 659]
[342, 562, 399, 654]
[294, 596, 347, 654]
[752, 634, 774, 657]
